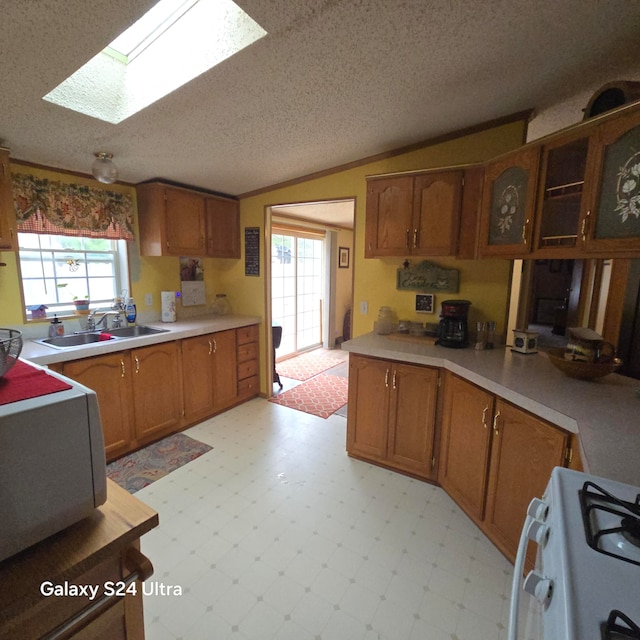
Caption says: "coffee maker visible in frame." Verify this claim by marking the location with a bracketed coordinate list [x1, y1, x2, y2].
[436, 299, 471, 348]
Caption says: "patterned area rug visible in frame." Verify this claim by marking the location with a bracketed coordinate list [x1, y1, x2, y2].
[107, 433, 212, 494]
[276, 349, 345, 381]
[269, 373, 348, 418]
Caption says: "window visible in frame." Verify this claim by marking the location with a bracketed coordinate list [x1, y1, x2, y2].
[18, 233, 129, 319]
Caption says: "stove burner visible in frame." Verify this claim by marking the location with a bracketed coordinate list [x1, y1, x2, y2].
[580, 481, 640, 566]
[602, 610, 640, 640]
[621, 516, 640, 549]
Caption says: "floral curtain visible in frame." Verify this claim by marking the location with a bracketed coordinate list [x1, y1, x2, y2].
[12, 172, 135, 240]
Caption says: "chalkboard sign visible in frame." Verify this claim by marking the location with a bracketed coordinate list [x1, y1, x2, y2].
[244, 227, 260, 276]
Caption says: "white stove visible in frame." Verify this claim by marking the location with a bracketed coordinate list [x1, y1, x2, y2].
[509, 467, 640, 640]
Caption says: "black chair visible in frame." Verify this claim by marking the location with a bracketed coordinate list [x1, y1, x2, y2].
[272, 325, 283, 390]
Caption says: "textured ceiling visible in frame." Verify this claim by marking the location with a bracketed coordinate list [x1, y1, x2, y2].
[1, 0, 640, 200]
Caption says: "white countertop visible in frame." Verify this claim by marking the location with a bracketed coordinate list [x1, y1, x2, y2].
[20, 315, 262, 366]
[342, 333, 640, 487]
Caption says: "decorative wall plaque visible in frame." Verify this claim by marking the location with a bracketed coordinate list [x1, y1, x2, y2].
[396, 260, 459, 292]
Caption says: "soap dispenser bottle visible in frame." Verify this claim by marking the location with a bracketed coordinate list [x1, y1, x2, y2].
[48, 314, 65, 337]
[125, 297, 137, 325]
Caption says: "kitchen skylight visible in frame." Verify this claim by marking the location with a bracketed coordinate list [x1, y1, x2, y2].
[43, 0, 266, 124]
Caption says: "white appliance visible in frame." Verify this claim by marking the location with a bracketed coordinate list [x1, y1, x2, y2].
[0, 370, 107, 562]
[509, 466, 640, 639]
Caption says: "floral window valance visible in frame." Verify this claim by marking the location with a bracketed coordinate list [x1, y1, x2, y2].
[12, 172, 135, 241]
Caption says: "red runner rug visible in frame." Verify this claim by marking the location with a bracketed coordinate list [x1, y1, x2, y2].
[276, 349, 345, 381]
[269, 373, 348, 419]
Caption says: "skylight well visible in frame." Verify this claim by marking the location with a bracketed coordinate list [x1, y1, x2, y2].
[43, 0, 266, 124]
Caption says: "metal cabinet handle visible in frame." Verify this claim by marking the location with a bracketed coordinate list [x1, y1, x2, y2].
[208, 339, 213, 355]
[134, 356, 140, 374]
[522, 218, 530, 245]
[384, 368, 389, 388]
[392, 370, 397, 389]
[212, 339, 217, 353]
[581, 210, 590, 244]
[405, 229, 410, 249]
[492, 410, 501, 436]
[482, 405, 489, 428]
[413, 228, 418, 249]
[120, 359, 126, 378]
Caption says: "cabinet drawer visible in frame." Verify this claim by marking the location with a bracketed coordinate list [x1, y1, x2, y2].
[238, 359, 258, 380]
[238, 375, 259, 398]
[237, 341, 258, 363]
[237, 325, 258, 345]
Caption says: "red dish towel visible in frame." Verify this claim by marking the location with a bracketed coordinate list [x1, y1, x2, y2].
[0, 360, 72, 406]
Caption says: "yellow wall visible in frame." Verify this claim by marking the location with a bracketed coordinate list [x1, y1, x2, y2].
[1, 118, 526, 397]
[224, 119, 527, 392]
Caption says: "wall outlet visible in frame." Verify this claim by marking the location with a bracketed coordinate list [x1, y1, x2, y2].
[360, 301, 368, 314]
[144, 293, 153, 306]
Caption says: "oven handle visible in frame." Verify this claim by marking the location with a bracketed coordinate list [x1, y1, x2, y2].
[508, 512, 534, 640]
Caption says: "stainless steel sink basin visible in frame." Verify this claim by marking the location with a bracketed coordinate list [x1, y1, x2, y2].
[36, 333, 113, 349]
[106, 326, 169, 338]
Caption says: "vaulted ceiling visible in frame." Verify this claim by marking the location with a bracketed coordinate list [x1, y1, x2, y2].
[1, 1, 640, 198]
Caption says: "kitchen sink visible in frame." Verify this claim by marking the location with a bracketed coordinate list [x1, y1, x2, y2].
[106, 326, 169, 338]
[36, 333, 113, 349]
[34, 325, 169, 349]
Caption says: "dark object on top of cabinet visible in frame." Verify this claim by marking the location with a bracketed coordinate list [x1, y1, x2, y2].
[583, 81, 640, 119]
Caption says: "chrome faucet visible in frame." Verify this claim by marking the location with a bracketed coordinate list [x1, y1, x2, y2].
[87, 309, 122, 331]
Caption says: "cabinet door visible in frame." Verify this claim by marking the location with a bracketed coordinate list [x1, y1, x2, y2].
[346, 355, 389, 461]
[164, 187, 206, 256]
[211, 329, 238, 411]
[206, 196, 240, 258]
[412, 171, 463, 256]
[365, 176, 414, 257]
[439, 374, 494, 521]
[584, 107, 640, 255]
[62, 354, 134, 461]
[386, 363, 439, 479]
[478, 146, 541, 257]
[131, 342, 182, 441]
[0, 149, 17, 251]
[182, 334, 216, 423]
[533, 130, 597, 256]
[484, 399, 568, 563]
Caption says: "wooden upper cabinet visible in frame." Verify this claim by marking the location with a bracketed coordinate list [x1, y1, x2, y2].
[532, 128, 597, 257]
[137, 182, 239, 257]
[365, 176, 414, 257]
[478, 146, 541, 257]
[582, 107, 640, 255]
[0, 148, 17, 251]
[365, 170, 463, 258]
[205, 195, 240, 258]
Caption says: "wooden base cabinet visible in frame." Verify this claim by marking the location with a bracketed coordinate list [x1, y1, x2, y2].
[236, 324, 259, 400]
[60, 343, 182, 461]
[347, 355, 439, 480]
[439, 372, 570, 563]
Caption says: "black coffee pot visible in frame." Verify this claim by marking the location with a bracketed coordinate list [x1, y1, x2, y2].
[436, 300, 471, 348]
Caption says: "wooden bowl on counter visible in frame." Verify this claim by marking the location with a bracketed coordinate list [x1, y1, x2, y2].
[547, 348, 622, 381]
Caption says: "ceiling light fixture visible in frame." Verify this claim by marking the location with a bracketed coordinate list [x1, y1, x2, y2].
[92, 152, 118, 184]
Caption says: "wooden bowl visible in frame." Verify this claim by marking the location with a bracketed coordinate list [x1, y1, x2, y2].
[547, 348, 622, 381]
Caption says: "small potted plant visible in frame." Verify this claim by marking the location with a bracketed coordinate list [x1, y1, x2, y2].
[73, 295, 90, 315]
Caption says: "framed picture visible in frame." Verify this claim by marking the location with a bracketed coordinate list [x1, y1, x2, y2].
[415, 293, 434, 313]
[338, 247, 350, 268]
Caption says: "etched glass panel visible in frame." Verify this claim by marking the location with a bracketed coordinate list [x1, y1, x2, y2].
[488, 166, 528, 245]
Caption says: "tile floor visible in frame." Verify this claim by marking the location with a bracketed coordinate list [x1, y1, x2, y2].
[138, 396, 521, 640]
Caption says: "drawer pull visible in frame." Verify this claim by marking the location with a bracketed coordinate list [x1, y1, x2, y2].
[384, 368, 389, 388]
[208, 339, 213, 355]
[120, 359, 126, 378]
[482, 405, 489, 428]
[392, 370, 397, 389]
[134, 356, 140, 374]
[42, 549, 154, 640]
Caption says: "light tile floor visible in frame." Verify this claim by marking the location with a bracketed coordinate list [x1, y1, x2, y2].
[138, 397, 519, 640]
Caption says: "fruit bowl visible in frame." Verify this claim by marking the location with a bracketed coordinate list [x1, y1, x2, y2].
[547, 348, 622, 381]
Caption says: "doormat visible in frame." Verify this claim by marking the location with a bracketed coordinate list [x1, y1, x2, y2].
[269, 373, 348, 419]
[276, 349, 345, 381]
[106, 433, 212, 494]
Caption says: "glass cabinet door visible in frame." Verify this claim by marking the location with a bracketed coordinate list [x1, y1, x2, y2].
[478, 146, 540, 257]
